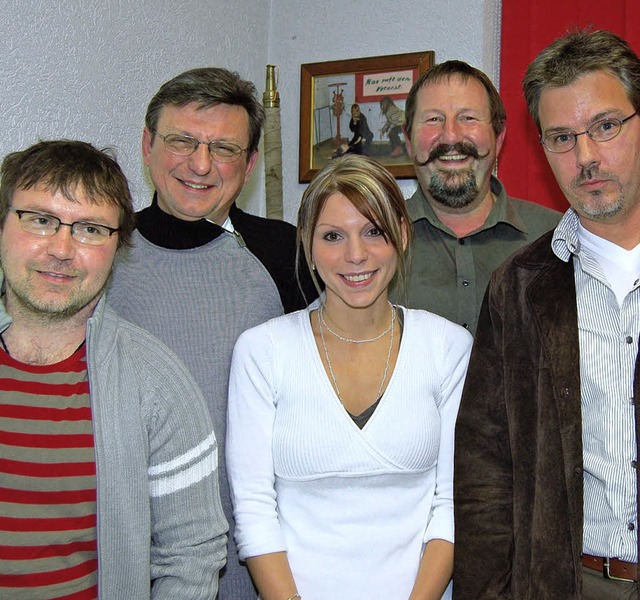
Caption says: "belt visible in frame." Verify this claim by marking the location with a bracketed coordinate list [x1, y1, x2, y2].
[581, 554, 638, 582]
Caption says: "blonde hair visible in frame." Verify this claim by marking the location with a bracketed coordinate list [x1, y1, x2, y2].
[296, 154, 412, 299]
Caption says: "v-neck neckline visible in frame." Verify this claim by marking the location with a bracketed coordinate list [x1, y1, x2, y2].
[303, 306, 406, 430]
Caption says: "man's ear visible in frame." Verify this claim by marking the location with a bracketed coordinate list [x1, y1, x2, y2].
[495, 125, 507, 158]
[243, 150, 259, 183]
[142, 128, 153, 167]
[403, 125, 412, 156]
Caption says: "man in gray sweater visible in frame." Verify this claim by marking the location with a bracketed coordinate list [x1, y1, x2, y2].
[0, 140, 227, 599]
[108, 67, 316, 599]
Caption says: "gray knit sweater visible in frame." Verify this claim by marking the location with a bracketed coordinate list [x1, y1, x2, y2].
[0, 282, 228, 599]
[109, 227, 284, 599]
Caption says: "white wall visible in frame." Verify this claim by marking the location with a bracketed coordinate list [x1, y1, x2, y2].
[270, 0, 502, 222]
[0, 0, 270, 210]
[0, 0, 500, 221]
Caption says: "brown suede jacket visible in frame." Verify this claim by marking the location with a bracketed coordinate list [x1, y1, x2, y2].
[453, 230, 640, 599]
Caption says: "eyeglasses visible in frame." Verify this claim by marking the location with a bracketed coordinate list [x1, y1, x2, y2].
[540, 112, 638, 153]
[10, 208, 120, 246]
[153, 131, 249, 163]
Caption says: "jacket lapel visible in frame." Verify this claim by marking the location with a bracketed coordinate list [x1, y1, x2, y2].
[525, 251, 584, 567]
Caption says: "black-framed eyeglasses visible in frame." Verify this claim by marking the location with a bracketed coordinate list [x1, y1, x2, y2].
[10, 208, 120, 246]
[153, 131, 249, 163]
[540, 112, 638, 153]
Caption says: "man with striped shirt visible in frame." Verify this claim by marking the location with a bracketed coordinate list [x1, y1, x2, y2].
[454, 31, 640, 599]
[0, 140, 227, 599]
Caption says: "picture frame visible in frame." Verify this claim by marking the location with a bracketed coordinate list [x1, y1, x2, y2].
[299, 51, 435, 182]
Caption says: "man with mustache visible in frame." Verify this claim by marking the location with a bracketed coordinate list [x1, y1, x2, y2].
[454, 30, 640, 598]
[400, 60, 560, 334]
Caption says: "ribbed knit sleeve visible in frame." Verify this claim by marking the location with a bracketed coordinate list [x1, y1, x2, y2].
[88, 305, 228, 599]
[423, 319, 473, 545]
[226, 315, 285, 560]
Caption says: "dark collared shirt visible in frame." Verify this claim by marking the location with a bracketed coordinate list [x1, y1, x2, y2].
[398, 176, 561, 334]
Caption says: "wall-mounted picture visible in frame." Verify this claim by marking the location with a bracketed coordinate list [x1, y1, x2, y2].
[299, 51, 435, 182]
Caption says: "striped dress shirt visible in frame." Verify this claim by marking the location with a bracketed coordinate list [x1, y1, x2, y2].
[552, 210, 639, 562]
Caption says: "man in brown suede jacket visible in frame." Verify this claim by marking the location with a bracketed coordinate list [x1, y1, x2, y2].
[454, 30, 640, 599]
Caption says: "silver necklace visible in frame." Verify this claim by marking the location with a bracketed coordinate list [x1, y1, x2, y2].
[318, 302, 395, 344]
[318, 305, 396, 405]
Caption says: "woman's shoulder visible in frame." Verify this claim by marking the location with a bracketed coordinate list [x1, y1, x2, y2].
[400, 306, 473, 346]
[236, 308, 311, 347]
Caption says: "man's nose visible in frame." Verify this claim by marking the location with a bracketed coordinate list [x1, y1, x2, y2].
[188, 143, 213, 175]
[46, 224, 77, 260]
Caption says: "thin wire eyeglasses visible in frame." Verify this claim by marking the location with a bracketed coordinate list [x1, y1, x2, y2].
[10, 208, 120, 246]
[540, 112, 638, 153]
[152, 131, 249, 163]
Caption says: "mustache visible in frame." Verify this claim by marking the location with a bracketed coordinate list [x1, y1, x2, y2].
[32, 260, 81, 277]
[414, 142, 490, 167]
[574, 165, 599, 185]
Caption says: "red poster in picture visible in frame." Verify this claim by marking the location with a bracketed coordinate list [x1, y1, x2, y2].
[355, 68, 418, 103]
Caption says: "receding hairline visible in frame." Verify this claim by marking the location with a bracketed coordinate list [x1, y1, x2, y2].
[153, 99, 252, 123]
[416, 71, 492, 100]
[150, 101, 254, 145]
[536, 69, 635, 126]
[409, 73, 495, 130]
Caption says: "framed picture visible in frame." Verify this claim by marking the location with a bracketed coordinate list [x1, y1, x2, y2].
[299, 51, 435, 182]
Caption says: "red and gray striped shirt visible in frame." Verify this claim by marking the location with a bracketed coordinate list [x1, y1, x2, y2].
[0, 345, 98, 599]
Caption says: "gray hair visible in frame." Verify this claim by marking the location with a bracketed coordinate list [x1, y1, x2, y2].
[523, 29, 640, 132]
[145, 67, 265, 153]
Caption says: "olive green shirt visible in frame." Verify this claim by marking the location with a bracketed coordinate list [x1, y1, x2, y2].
[398, 176, 561, 335]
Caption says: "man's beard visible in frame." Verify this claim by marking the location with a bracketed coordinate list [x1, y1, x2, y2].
[427, 168, 479, 209]
[0, 255, 111, 323]
[569, 165, 624, 219]
[415, 142, 487, 209]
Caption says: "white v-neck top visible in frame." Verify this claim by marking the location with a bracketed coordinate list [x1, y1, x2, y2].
[226, 307, 472, 600]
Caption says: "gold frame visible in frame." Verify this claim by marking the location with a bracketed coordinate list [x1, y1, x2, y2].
[299, 51, 435, 182]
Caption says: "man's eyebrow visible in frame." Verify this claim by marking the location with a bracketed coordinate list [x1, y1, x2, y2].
[18, 205, 114, 225]
[543, 109, 624, 134]
[163, 129, 245, 145]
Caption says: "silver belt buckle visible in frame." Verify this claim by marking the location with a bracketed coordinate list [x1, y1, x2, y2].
[603, 557, 635, 583]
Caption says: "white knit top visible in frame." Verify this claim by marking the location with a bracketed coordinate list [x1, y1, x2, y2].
[227, 307, 472, 600]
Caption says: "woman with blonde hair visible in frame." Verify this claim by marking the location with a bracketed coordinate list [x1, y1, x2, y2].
[226, 154, 472, 600]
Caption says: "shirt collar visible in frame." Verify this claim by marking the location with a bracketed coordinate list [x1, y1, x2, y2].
[406, 175, 529, 237]
[215, 215, 234, 233]
[551, 209, 580, 263]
